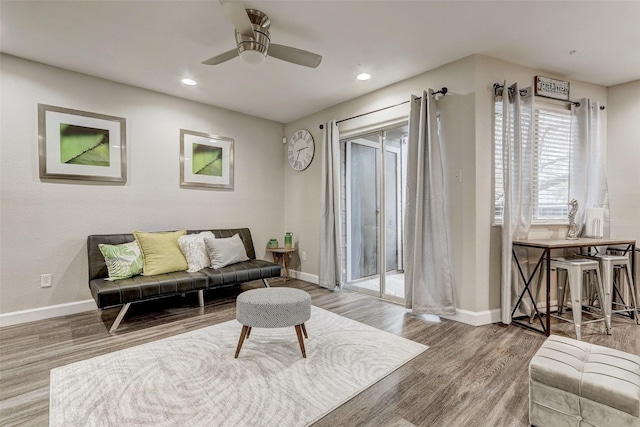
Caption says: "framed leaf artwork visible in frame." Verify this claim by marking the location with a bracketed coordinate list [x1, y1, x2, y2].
[180, 129, 234, 189]
[38, 104, 126, 183]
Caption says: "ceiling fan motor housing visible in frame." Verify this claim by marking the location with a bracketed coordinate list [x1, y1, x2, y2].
[235, 9, 270, 59]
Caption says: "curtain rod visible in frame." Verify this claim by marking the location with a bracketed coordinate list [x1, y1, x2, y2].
[492, 83, 605, 110]
[319, 87, 448, 129]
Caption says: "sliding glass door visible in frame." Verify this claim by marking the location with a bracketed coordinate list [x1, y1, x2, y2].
[344, 124, 407, 303]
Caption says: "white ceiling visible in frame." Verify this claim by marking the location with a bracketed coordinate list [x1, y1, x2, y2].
[2, 1, 639, 123]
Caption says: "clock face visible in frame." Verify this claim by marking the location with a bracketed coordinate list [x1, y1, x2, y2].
[287, 129, 315, 171]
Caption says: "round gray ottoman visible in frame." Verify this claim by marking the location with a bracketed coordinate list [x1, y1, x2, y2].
[235, 287, 311, 358]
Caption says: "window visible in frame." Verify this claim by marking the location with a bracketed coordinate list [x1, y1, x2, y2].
[494, 102, 572, 224]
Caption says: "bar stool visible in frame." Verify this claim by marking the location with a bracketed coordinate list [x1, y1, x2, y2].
[550, 256, 608, 340]
[587, 254, 639, 326]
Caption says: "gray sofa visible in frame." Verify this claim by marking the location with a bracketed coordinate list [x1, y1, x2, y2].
[87, 228, 281, 333]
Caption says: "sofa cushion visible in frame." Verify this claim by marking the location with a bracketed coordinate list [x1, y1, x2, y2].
[90, 271, 208, 308]
[204, 234, 249, 269]
[202, 259, 281, 288]
[98, 241, 143, 280]
[178, 231, 215, 272]
[133, 230, 188, 275]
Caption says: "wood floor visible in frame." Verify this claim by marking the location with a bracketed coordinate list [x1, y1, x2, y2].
[1, 279, 638, 427]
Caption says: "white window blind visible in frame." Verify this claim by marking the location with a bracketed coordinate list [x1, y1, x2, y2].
[494, 102, 572, 224]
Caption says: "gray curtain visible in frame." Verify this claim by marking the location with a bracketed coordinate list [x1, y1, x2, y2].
[319, 121, 342, 289]
[569, 99, 609, 237]
[404, 90, 456, 315]
[500, 83, 535, 324]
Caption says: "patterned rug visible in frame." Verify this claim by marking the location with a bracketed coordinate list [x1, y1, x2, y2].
[50, 306, 427, 426]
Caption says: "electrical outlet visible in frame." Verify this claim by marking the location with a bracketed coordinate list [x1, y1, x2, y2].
[41, 273, 52, 288]
[301, 251, 307, 261]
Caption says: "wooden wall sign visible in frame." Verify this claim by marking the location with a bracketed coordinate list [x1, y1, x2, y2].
[535, 76, 570, 101]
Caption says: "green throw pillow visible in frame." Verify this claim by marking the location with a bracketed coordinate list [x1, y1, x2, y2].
[98, 241, 143, 281]
[133, 230, 188, 276]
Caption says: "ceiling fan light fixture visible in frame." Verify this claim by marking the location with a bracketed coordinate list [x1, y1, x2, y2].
[235, 24, 269, 65]
[239, 49, 267, 65]
[204, 4, 322, 69]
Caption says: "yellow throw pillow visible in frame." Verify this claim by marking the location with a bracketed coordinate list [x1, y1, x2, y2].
[133, 230, 188, 275]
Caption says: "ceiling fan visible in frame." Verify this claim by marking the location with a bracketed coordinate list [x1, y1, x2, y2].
[202, 0, 322, 68]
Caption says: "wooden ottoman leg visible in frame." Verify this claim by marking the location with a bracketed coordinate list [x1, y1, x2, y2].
[301, 323, 308, 339]
[235, 325, 250, 358]
[246, 326, 252, 339]
[294, 325, 306, 358]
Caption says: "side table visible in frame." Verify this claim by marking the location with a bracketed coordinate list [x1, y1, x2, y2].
[267, 247, 296, 282]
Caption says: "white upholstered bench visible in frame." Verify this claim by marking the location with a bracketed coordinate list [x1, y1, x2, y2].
[529, 335, 640, 427]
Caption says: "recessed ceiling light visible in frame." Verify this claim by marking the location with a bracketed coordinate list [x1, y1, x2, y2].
[181, 78, 197, 86]
[357, 73, 371, 81]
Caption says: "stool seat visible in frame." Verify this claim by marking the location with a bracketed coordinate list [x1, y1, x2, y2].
[235, 287, 311, 358]
[529, 335, 640, 427]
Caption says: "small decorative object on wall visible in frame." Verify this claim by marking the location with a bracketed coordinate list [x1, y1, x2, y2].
[38, 104, 126, 182]
[287, 129, 315, 171]
[566, 199, 579, 240]
[180, 129, 234, 189]
[535, 76, 570, 101]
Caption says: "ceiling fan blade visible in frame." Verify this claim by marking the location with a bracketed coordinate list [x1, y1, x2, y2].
[268, 44, 322, 68]
[219, 0, 254, 38]
[202, 49, 239, 65]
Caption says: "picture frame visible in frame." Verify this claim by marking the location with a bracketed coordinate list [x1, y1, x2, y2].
[38, 104, 127, 183]
[180, 129, 234, 190]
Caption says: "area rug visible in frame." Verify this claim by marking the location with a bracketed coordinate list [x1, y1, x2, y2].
[50, 306, 427, 426]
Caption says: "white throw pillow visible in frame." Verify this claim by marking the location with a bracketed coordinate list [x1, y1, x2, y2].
[204, 234, 249, 269]
[178, 231, 215, 272]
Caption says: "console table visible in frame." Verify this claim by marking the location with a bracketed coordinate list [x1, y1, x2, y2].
[511, 237, 636, 335]
[267, 247, 296, 282]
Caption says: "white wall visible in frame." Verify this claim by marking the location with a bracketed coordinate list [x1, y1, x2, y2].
[284, 55, 478, 312]
[607, 80, 640, 243]
[474, 55, 609, 312]
[2, 53, 636, 326]
[0, 55, 285, 316]
[283, 54, 627, 320]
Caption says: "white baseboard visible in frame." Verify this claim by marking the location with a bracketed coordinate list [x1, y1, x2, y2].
[0, 282, 557, 330]
[441, 308, 502, 326]
[440, 300, 559, 327]
[290, 271, 509, 327]
[0, 299, 97, 328]
[289, 270, 319, 285]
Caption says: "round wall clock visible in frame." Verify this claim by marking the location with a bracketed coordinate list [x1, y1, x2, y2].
[287, 129, 315, 171]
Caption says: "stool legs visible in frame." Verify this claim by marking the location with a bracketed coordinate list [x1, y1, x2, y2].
[566, 267, 583, 340]
[295, 324, 307, 358]
[596, 256, 639, 327]
[557, 270, 567, 315]
[613, 264, 640, 325]
[595, 267, 609, 334]
[234, 323, 309, 358]
[600, 262, 614, 331]
[234, 325, 250, 358]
